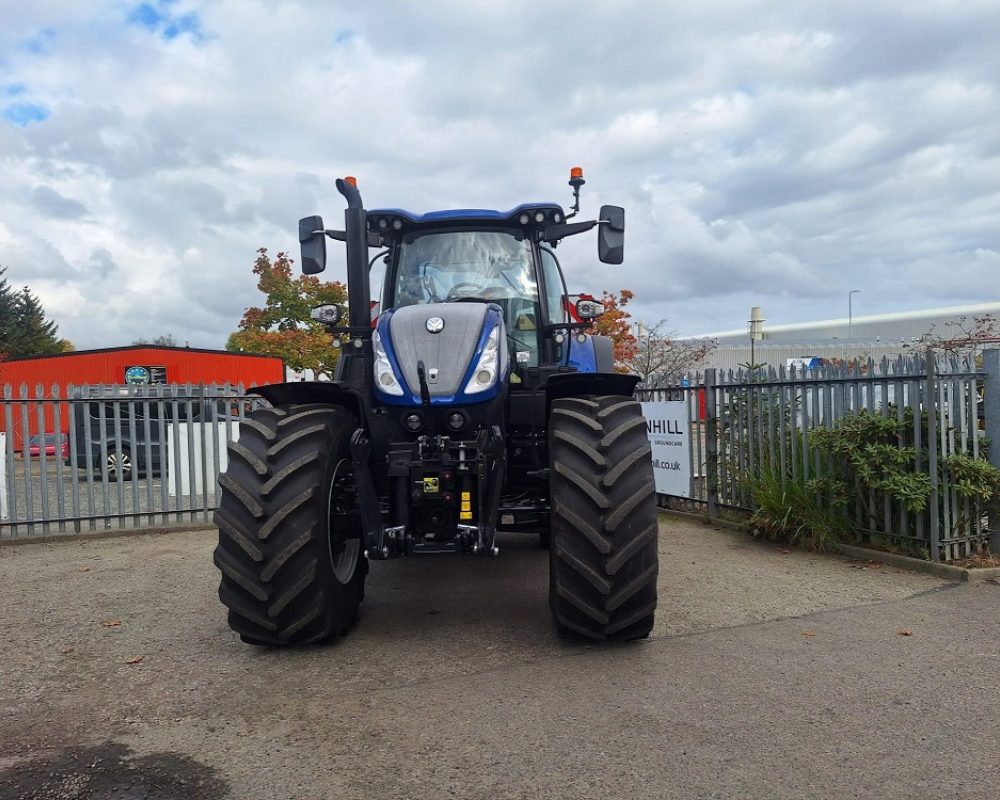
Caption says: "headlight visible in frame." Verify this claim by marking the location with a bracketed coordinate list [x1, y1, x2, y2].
[464, 326, 501, 395]
[373, 329, 404, 396]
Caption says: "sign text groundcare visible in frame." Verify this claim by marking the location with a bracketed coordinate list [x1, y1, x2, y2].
[640, 397, 691, 498]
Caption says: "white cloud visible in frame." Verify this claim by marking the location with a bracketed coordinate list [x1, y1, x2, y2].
[0, 0, 999, 350]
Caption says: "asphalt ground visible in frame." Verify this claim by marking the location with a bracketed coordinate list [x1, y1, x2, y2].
[1, 516, 998, 799]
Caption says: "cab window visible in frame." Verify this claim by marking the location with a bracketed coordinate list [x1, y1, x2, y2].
[539, 248, 567, 325]
[393, 230, 541, 368]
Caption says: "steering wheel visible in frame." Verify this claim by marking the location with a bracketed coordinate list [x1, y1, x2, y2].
[445, 282, 483, 301]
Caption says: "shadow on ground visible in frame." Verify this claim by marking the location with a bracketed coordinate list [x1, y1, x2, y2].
[0, 741, 226, 800]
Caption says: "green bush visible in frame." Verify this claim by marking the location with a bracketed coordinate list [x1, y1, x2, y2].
[810, 412, 931, 513]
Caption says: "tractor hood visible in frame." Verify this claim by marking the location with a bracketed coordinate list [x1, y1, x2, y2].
[373, 303, 509, 406]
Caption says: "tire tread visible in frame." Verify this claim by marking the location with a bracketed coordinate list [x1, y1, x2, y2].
[549, 395, 658, 641]
[214, 404, 366, 647]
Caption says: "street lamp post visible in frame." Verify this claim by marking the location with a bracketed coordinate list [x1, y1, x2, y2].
[848, 289, 860, 339]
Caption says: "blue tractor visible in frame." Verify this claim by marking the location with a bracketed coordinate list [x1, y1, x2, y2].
[214, 169, 658, 645]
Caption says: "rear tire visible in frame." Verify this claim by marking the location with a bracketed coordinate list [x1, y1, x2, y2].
[548, 396, 658, 641]
[214, 404, 367, 646]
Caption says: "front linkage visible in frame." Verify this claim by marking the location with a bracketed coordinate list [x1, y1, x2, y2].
[350, 425, 506, 559]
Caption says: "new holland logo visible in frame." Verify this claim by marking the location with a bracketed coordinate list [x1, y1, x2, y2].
[426, 316, 445, 333]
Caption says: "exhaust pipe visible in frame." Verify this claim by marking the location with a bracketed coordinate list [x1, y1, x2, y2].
[336, 177, 372, 331]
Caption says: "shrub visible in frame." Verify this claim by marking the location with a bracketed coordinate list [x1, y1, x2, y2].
[749, 464, 852, 551]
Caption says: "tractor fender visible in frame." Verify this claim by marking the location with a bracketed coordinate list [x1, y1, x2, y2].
[564, 333, 615, 374]
[249, 381, 364, 421]
[543, 371, 640, 410]
[591, 335, 615, 373]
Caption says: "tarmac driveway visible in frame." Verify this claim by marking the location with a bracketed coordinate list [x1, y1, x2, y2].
[1, 516, 997, 799]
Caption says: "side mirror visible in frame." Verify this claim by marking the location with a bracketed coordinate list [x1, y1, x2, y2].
[299, 215, 326, 274]
[575, 298, 606, 320]
[598, 205, 624, 264]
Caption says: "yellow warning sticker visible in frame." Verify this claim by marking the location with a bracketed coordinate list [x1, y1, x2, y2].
[423, 477, 440, 493]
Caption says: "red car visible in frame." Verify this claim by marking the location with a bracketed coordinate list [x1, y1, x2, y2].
[27, 433, 69, 458]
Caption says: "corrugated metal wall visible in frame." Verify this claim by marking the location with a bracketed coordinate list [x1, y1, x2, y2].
[0, 348, 283, 447]
[703, 341, 912, 372]
[707, 302, 1000, 346]
[0, 347, 283, 391]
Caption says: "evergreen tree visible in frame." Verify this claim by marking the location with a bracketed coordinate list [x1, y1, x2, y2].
[0, 267, 18, 359]
[14, 287, 63, 356]
[0, 268, 66, 358]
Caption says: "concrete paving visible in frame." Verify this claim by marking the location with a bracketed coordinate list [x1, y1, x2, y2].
[1, 516, 997, 799]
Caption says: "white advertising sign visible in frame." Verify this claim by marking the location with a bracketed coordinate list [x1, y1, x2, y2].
[640, 397, 691, 498]
[167, 421, 241, 497]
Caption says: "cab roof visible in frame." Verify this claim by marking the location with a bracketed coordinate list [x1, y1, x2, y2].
[366, 202, 565, 226]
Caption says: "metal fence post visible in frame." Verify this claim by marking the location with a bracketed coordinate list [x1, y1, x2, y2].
[705, 368, 719, 520]
[983, 349, 1000, 553]
[926, 353, 941, 561]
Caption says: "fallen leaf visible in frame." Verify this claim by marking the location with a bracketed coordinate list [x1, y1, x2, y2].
[801, 631, 817, 637]
[125, 656, 144, 664]
[777, 548, 791, 555]
[867, 562, 883, 570]
[78, 566, 91, 573]
[897, 629, 913, 636]
[101, 619, 122, 628]
[62, 646, 75, 655]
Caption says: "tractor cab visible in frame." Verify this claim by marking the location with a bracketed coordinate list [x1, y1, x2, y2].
[371, 206, 570, 374]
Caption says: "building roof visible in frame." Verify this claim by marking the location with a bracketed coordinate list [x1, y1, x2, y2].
[6, 345, 280, 363]
[695, 301, 1000, 340]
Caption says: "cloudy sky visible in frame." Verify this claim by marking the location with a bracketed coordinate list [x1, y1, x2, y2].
[2, 0, 999, 349]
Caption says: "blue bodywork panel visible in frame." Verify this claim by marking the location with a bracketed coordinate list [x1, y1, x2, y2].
[563, 334, 598, 373]
[374, 305, 508, 407]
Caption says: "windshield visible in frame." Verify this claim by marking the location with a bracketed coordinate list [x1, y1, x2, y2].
[393, 231, 536, 306]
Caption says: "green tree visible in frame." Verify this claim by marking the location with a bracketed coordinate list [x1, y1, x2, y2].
[226, 248, 348, 374]
[133, 334, 179, 346]
[0, 267, 66, 358]
[0, 268, 16, 358]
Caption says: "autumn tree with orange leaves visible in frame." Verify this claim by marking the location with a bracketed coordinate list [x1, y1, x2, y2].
[585, 289, 715, 382]
[585, 289, 638, 370]
[226, 248, 347, 374]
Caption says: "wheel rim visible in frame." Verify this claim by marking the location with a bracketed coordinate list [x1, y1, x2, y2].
[327, 458, 361, 584]
[108, 451, 131, 476]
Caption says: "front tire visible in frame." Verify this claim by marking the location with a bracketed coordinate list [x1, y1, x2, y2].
[548, 396, 658, 641]
[214, 404, 367, 646]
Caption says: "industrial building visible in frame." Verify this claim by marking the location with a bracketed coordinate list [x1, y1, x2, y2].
[692, 301, 1000, 372]
[0, 346, 284, 448]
